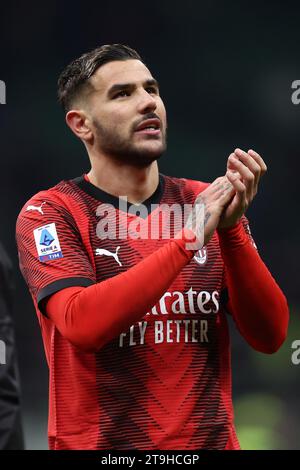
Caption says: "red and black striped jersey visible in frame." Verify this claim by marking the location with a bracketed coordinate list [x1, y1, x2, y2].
[16, 173, 254, 450]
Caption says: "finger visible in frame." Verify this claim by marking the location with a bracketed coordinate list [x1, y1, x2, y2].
[204, 177, 232, 199]
[234, 148, 261, 190]
[227, 153, 240, 172]
[226, 171, 247, 211]
[227, 170, 246, 190]
[217, 181, 236, 207]
[228, 154, 255, 200]
[210, 178, 226, 194]
[248, 149, 267, 175]
[214, 179, 236, 202]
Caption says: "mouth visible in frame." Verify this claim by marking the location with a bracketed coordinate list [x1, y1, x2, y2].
[134, 118, 161, 136]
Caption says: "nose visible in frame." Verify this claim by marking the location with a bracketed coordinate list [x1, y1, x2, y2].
[136, 89, 157, 114]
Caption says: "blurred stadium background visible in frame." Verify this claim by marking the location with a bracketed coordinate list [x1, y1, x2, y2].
[0, 0, 299, 449]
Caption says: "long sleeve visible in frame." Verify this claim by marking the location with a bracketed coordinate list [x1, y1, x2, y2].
[217, 221, 289, 354]
[45, 233, 196, 352]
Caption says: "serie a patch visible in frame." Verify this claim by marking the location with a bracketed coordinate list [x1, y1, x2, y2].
[33, 222, 63, 262]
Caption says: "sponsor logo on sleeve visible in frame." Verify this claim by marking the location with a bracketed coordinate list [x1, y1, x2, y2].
[33, 223, 63, 262]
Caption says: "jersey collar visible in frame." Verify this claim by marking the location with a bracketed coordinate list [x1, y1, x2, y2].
[72, 173, 165, 218]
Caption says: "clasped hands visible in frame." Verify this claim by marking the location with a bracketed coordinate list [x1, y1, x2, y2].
[186, 148, 267, 248]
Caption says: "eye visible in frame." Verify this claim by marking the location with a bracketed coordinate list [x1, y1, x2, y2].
[114, 90, 130, 99]
[146, 86, 158, 95]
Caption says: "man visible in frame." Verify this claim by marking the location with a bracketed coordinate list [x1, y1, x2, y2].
[16, 44, 289, 450]
[0, 242, 24, 449]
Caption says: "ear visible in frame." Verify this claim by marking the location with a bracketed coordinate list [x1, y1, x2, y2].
[65, 109, 93, 143]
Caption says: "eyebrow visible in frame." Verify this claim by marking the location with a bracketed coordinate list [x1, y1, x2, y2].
[107, 78, 159, 97]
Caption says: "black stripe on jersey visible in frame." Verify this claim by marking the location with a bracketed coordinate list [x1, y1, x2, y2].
[72, 174, 165, 217]
[37, 277, 95, 316]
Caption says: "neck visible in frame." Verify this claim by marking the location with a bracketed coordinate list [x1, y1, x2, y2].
[86, 153, 159, 205]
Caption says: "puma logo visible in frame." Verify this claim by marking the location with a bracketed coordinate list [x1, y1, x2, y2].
[26, 202, 46, 215]
[95, 246, 122, 266]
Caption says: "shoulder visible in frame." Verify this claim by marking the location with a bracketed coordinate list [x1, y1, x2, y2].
[15, 180, 82, 243]
[16, 179, 79, 222]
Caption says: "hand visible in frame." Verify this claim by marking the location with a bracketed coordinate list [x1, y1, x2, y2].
[218, 148, 267, 229]
[184, 175, 235, 249]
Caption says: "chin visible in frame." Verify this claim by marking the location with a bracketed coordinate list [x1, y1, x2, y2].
[140, 148, 165, 165]
[109, 141, 166, 167]
[134, 152, 163, 168]
[138, 141, 166, 157]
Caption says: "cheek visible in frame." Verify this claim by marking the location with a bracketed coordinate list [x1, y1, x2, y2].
[105, 109, 130, 133]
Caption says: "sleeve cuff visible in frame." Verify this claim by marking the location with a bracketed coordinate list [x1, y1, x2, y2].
[217, 220, 249, 251]
[37, 277, 95, 314]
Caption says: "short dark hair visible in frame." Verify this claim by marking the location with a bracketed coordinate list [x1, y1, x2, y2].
[57, 44, 143, 112]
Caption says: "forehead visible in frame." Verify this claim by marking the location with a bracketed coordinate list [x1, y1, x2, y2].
[90, 59, 154, 92]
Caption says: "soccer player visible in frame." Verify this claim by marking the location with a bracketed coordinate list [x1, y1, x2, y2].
[16, 44, 289, 450]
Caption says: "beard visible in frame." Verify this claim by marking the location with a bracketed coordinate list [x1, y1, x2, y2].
[92, 118, 167, 168]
